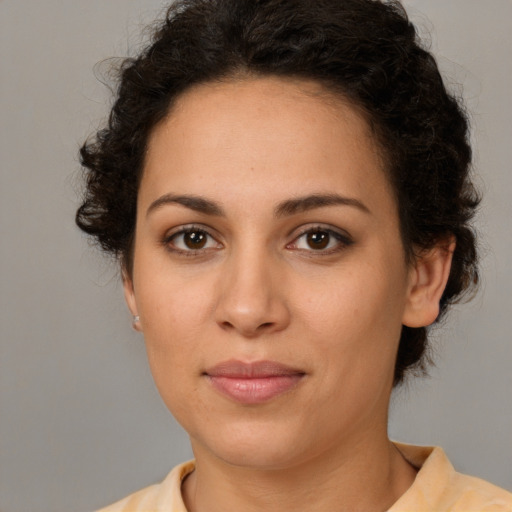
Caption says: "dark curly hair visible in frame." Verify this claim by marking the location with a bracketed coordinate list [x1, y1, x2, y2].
[76, 0, 480, 385]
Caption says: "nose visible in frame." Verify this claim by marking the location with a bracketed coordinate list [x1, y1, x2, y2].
[214, 249, 291, 338]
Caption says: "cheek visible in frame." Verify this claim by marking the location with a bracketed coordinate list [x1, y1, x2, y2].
[298, 263, 407, 377]
[135, 248, 215, 332]
[133, 260, 216, 396]
[140, 284, 211, 361]
[301, 262, 405, 333]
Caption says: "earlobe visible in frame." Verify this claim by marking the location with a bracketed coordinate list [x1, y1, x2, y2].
[402, 239, 455, 328]
[123, 272, 142, 331]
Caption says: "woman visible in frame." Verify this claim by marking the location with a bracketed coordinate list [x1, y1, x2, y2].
[76, 0, 512, 510]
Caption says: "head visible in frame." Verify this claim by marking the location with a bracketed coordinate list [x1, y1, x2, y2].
[77, 0, 478, 387]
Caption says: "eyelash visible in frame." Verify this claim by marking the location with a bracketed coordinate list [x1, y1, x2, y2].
[163, 225, 221, 256]
[287, 225, 354, 255]
[162, 224, 353, 256]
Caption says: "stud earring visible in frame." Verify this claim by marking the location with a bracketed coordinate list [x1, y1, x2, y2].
[132, 315, 140, 330]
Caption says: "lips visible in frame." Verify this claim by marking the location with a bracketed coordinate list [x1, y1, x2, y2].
[204, 360, 305, 404]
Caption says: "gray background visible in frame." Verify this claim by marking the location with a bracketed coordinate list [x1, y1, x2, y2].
[1, 1, 511, 511]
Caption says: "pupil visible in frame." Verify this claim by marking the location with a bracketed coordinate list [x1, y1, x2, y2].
[184, 231, 206, 249]
[307, 231, 329, 250]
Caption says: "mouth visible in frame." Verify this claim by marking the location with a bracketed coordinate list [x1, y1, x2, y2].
[203, 360, 306, 405]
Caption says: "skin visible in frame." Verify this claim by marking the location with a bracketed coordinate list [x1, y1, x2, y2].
[124, 76, 454, 512]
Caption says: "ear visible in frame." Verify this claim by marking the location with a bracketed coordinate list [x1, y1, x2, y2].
[402, 238, 455, 328]
[123, 271, 142, 331]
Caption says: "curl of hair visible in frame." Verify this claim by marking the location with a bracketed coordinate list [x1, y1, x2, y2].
[76, 0, 480, 385]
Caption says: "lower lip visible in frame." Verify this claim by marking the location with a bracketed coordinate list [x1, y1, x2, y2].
[207, 375, 304, 404]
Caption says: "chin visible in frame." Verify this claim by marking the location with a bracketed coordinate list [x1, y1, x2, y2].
[189, 417, 319, 471]
[213, 443, 305, 471]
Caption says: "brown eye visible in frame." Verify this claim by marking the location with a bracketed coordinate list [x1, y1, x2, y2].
[166, 227, 221, 253]
[289, 226, 353, 254]
[183, 231, 207, 249]
[306, 231, 330, 250]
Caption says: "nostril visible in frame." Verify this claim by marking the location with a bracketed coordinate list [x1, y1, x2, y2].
[220, 321, 234, 330]
[218, 320, 276, 335]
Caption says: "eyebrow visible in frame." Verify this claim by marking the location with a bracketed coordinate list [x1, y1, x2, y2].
[146, 194, 225, 217]
[274, 193, 370, 217]
[146, 192, 370, 218]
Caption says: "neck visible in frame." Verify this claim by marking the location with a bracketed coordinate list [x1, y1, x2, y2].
[182, 434, 417, 512]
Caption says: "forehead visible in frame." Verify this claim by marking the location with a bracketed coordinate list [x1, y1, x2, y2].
[141, 76, 394, 215]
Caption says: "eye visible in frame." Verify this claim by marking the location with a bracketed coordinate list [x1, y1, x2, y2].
[288, 226, 352, 253]
[165, 226, 222, 254]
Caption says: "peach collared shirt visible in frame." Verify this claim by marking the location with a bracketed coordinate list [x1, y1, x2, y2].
[96, 444, 512, 512]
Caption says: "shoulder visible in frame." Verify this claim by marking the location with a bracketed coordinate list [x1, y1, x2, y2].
[448, 472, 512, 511]
[390, 443, 512, 512]
[95, 484, 160, 512]
[95, 460, 195, 512]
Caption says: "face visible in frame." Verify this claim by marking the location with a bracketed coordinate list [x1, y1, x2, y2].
[125, 77, 435, 470]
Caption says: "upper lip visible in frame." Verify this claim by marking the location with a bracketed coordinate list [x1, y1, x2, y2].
[204, 359, 305, 378]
